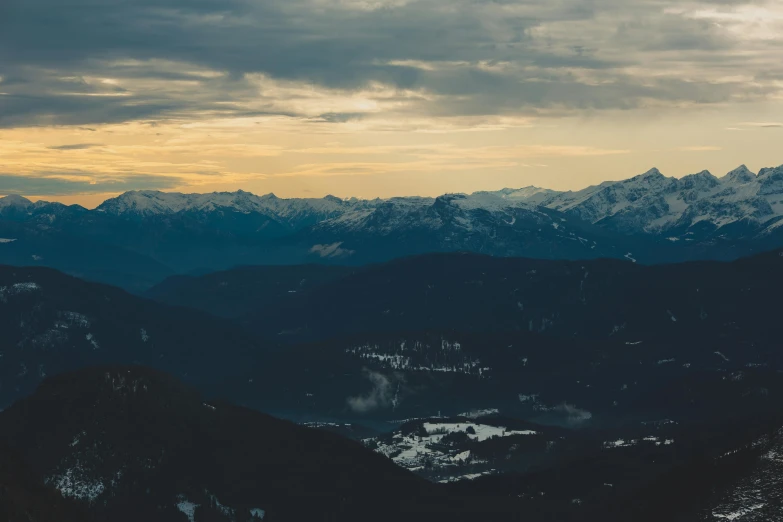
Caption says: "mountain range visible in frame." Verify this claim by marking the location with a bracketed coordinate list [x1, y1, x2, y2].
[2, 163, 783, 291]
[3, 242, 783, 519]
[143, 249, 783, 428]
[7, 246, 783, 425]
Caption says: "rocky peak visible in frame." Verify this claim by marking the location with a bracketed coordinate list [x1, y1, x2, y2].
[679, 170, 719, 190]
[723, 165, 757, 184]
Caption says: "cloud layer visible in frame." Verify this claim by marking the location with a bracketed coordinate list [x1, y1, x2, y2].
[2, 0, 783, 128]
[347, 370, 399, 413]
[2, 0, 782, 200]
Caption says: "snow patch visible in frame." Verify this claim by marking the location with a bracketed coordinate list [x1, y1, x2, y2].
[86, 333, 100, 350]
[47, 465, 105, 503]
[713, 503, 765, 520]
[176, 497, 199, 522]
[458, 408, 499, 419]
[310, 242, 354, 258]
[715, 351, 730, 362]
[422, 422, 537, 442]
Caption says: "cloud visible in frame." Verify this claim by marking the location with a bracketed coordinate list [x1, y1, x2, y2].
[553, 403, 593, 425]
[1, 0, 782, 128]
[309, 242, 355, 258]
[0, 173, 182, 196]
[739, 122, 783, 128]
[677, 145, 722, 151]
[346, 370, 398, 413]
[47, 143, 103, 151]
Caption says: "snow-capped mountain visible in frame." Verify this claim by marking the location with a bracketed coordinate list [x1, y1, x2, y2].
[5, 163, 783, 241]
[96, 189, 377, 231]
[501, 163, 783, 238]
[3, 162, 783, 291]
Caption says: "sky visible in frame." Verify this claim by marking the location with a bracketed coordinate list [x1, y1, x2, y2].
[1, 0, 782, 207]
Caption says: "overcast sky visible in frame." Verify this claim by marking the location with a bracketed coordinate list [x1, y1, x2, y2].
[1, 0, 782, 206]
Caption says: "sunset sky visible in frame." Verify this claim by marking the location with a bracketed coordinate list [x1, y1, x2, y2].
[1, 0, 782, 207]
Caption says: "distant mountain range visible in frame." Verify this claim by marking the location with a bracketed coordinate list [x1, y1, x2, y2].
[2, 163, 783, 290]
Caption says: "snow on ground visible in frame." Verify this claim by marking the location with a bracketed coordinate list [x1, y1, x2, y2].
[422, 422, 537, 442]
[710, 429, 783, 521]
[176, 497, 199, 522]
[206, 491, 235, 517]
[713, 504, 766, 520]
[438, 470, 496, 483]
[57, 311, 91, 328]
[603, 436, 673, 449]
[0, 282, 41, 302]
[250, 508, 266, 519]
[367, 420, 537, 480]
[458, 408, 499, 419]
[47, 464, 106, 503]
[345, 340, 489, 376]
[86, 333, 100, 350]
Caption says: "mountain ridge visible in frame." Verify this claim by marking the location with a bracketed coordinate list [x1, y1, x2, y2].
[3, 163, 783, 292]
[5, 163, 782, 237]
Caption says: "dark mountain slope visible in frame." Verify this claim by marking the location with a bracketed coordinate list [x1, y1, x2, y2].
[144, 250, 783, 425]
[145, 264, 353, 319]
[0, 221, 174, 292]
[0, 367, 778, 522]
[149, 249, 783, 346]
[262, 248, 783, 343]
[0, 365, 552, 522]
[0, 265, 263, 409]
[236, 327, 783, 429]
[0, 443, 89, 522]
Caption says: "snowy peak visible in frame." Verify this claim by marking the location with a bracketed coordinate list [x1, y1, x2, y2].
[758, 163, 783, 178]
[97, 190, 367, 222]
[638, 167, 663, 179]
[723, 165, 756, 184]
[471, 186, 562, 206]
[623, 167, 674, 188]
[97, 190, 194, 216]
[0, 194, 33, 210]
[682, 169, 717, 182]
[757, 164, 783, 196]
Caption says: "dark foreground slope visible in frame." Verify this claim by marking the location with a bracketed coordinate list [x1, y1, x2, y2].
[0, 265, 263, 409]
[0, 366, 541, 522]
[0, 367, 781, 522]
[0, 443, 88, 522]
